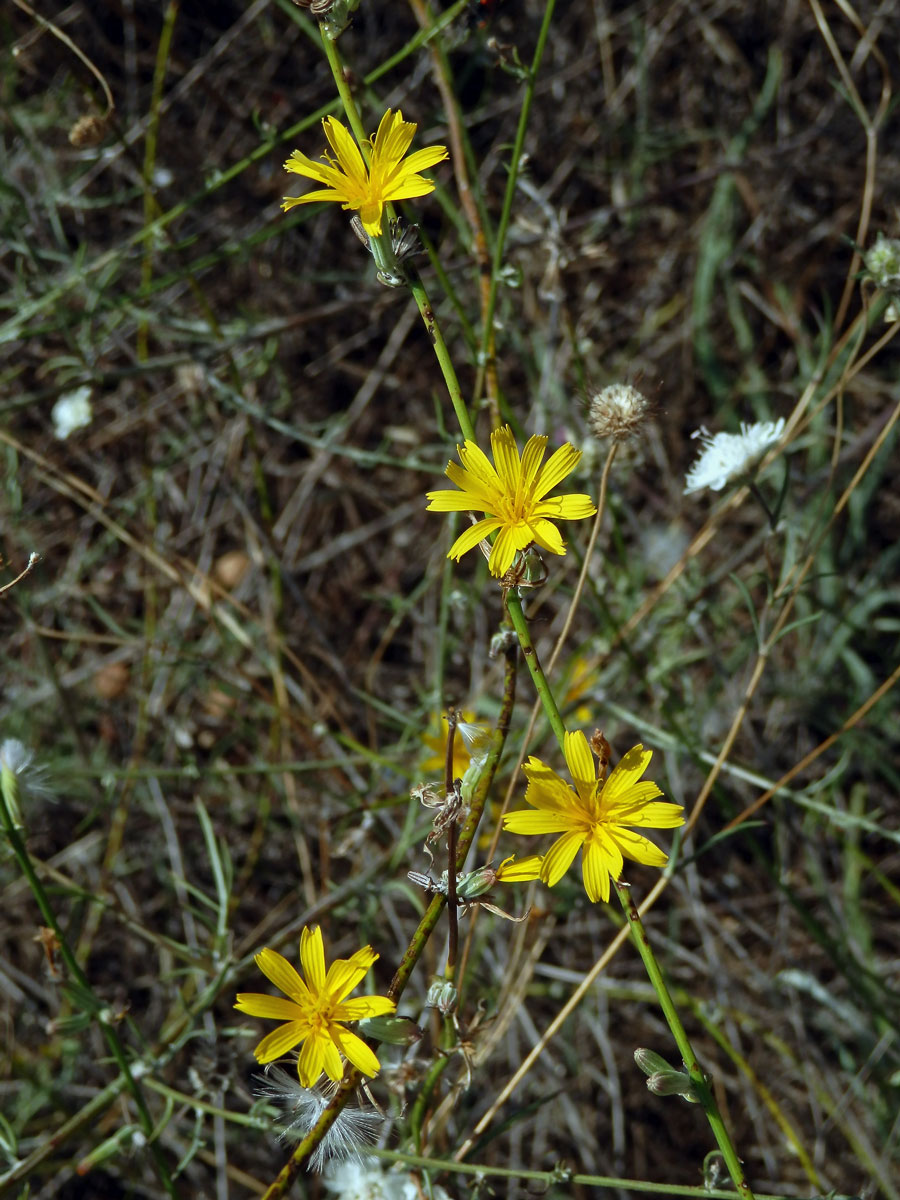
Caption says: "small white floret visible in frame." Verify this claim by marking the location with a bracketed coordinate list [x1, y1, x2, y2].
[52, 387, 93, 439]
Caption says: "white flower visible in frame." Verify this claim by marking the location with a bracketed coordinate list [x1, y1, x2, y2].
[323, 1158, 451, 1200]
[51, 387, 93, 439]
[254, 1068, 384, 1172]
[684, 418, 785, 495]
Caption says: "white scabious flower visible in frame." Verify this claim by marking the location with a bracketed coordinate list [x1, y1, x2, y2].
[254, 1068, 385, 1172]
[323, 1158, 451, 1200]
[51, 387, 93, 439]
[684, 418, 785, 495]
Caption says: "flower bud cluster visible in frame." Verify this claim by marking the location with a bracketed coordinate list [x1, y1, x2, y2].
[863, 233, 900, 322]
[864, 233, 900, 291]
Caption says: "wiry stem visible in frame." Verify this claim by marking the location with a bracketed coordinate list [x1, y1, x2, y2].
[258, 639, 517, 1195]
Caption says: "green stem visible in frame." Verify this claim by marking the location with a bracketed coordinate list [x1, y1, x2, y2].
[444, 715, 460, 974]
[478, 0, 557, 380]
[259, 640, 517, 1196]
[319, 29, 368, 148]
[0, 779, 178, 1198]
[504, 593, 755, 1200]
[407, 264, 476, 441]
[504, 590, 566, 752]
[614, 880, 755, 1200]
[319, 26, 476, 442]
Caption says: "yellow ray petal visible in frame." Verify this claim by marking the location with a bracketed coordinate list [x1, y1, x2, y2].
[563, 730, 597, 804]
[488, 524, 520, 576]
[254, 947, 308, 1003]
[602, 745, 653, 800]
[519, 434, 549, 492]
[582, 837, 615, 902]
[619, 799, 684, 828]
[551, 493, 597, 519]
[523, 771, 579, 814]
[527, 517, 566, 557]
[324, 946, 378, 1003]
[253, 1022, 305, 1063]
[448, 518, 502, 561]
[490, 426, 521, 496]
[234, 994, 305, 1022]
[534, 442, 581, 498]
[322, 116, 368, 186]
[299, 926, 326, 993]
[503, 809, 579, 835]
[592, 827, 624, 885]
[457, 440, 503, 494]
[339, 995, 396, 1021]
[540, 830, 586, 886]
[296, 1030, 327, 1087]
[395, 144, 449, 175]
[609, 826, 669, 867]
[333, 1025, 383, 1078]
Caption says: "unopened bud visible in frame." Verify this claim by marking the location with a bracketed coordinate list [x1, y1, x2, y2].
[634, 1048, 701, 1103]
[455, 866, 498, 901]
[425, 977, 457, 1015]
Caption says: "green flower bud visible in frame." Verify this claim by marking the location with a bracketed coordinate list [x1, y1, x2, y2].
[426, 977, 457, 1015]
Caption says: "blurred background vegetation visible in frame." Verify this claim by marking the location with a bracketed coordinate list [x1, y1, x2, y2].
[2, 0, 899, 1196]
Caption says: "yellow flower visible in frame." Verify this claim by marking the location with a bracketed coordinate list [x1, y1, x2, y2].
[425, 425, 596, 577]
[563, 654, 594, 725]
[281, 109, 448, 237]
[234, 926, 395, 1087]
[502, 733, 685, 902]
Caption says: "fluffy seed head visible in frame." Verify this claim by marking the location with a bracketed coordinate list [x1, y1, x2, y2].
[589, 384, 651, 442]
[254, 1068, 385, 1172]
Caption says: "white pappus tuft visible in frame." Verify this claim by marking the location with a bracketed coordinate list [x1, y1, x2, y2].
[0, 740, 54, 822]
[254, 1067, 385, 1172]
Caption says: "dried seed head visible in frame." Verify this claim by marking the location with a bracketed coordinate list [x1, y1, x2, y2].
[69, 113, 112, 148]
[588, 384, 651, 442]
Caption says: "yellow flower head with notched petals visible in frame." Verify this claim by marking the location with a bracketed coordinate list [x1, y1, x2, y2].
[234, 926, 395, 1087]
[502, 733, 685, 903]
[281, 109, 448, 237]
[425, 425, 596, 577]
